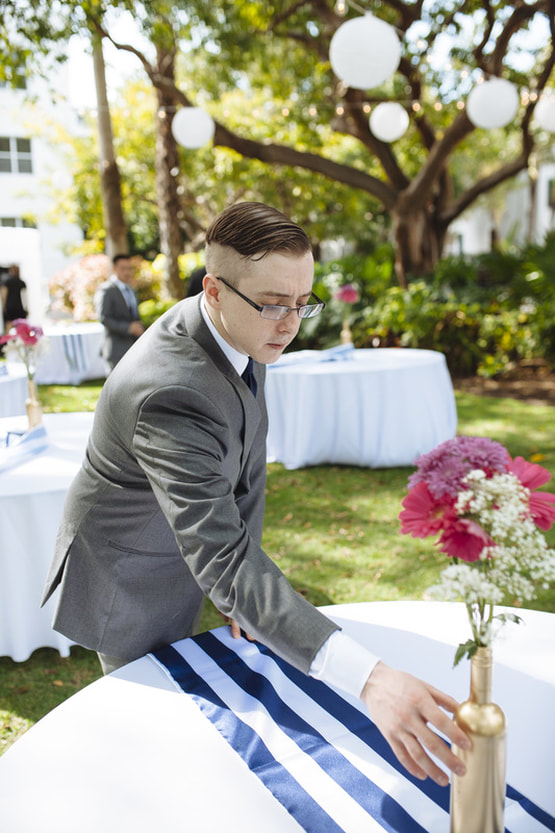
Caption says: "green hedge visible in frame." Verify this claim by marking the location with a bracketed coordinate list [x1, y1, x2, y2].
[294, 233, 555, 378]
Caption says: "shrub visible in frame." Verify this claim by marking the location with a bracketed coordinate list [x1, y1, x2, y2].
[48, 255, 161, 322]
[293, 237, 554, 377]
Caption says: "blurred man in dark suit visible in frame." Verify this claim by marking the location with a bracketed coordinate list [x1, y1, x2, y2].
[95, 254, 145, 370]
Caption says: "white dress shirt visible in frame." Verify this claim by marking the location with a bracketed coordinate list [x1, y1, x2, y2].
[201, 297, 380, 698]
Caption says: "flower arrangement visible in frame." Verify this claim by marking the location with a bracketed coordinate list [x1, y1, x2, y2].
[0, 319, 44, 381]
[334, 283, 360, 305]
[400, 435, 555, 664]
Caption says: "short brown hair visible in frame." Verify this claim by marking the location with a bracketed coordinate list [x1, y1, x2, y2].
[205, 202, 311, 261]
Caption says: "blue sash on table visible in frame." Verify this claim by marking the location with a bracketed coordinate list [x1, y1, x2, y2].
[61, 333, 87, 373]
[0, 424, 48, 473]
[151, 629, 555, 833]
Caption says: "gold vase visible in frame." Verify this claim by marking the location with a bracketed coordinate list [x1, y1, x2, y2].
[25, 377, 43, 429]
[340, 317, 353, 344]
[450, 647, 506, 833]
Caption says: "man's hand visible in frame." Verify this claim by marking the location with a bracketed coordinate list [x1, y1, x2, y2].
[219, 613, 255, 641]
[362, 661, 469, 787]
[129, 321, 145, 337]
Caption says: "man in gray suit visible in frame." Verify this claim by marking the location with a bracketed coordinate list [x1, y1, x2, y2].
[95, 254, 145, 370]
[43, 202, 468, 787]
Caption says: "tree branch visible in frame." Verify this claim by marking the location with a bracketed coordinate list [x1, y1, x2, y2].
[400, 111, 476, 211]
[442, 150, 530, 225]
[212, 122, 398, 207]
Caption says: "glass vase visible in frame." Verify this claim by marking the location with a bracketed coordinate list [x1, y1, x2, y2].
[450, 646, 506, 833]
[26, 377, 43, 429]
[340, 317, 353, 344]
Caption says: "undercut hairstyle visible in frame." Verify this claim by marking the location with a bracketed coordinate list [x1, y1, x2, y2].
[205, 202, 311, 261]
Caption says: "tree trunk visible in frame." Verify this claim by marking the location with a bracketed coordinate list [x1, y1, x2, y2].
[92, 37, 128, 258]
[154, 49, 185, 300]
[391, 206, 447, 286]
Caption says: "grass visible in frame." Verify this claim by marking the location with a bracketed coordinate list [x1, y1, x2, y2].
[1, 383, 554, 756]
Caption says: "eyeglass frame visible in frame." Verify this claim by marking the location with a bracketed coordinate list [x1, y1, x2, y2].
[215, 276, 326, 320]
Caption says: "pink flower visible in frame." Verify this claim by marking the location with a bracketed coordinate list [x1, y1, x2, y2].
[334, 284, 359, 304]
[409, 435, 511, 499]
[437, 517, 496, 562]
[509, 456, 555, 531]
[399, 482, 450, 538]
[0, 319, 43, 346]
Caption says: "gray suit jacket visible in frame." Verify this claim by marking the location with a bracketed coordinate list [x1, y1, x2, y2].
[42, 295, 338, 672]
[95, 276, 141, 368]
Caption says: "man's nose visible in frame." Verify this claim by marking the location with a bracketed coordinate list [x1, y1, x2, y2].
[277, 312, 300, 334]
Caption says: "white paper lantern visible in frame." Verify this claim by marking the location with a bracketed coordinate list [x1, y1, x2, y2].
[171, 107, 215, 148]
[466, 78, 519, 129]
[534, 93, 555, 132]
[329, 14, 401, 90]
[369, 102, 409, 142]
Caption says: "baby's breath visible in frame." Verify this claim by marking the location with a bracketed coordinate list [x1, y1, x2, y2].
[429, 469, 555, 662]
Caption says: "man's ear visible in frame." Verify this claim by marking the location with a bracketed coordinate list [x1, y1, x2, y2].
[202, 274, 223, 309]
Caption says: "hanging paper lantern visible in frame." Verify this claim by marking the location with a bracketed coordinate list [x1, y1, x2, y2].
[466, 78, 519, 129]
[534, 92, 555, 132]
[369, 102, 409, 142]
[171, 107, 215, 148]
[329, 14, 401, 90]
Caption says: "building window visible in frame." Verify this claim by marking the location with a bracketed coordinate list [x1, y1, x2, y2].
[0, 217, 37, 228]
[0, 137, 33, 174]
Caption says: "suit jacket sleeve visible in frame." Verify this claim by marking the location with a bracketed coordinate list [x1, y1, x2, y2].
[95, 284, 136, 335]
[131, 381, 338, 674]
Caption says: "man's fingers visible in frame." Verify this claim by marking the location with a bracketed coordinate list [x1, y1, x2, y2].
[427, 684, 460, 715]
[388, 737, 428, 781]
[424, 700, 470, 752]
[402, 732, 450, 786]
[361, 663, 470, 785]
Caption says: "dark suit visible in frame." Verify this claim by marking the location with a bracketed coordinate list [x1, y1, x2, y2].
[42, 295, 337, 672]
[95, 276, 142, 369]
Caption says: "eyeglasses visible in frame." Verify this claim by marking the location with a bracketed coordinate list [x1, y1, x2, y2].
[216, 276, 326, 320]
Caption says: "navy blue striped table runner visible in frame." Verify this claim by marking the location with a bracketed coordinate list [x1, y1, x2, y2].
[151, 629, 554, 833]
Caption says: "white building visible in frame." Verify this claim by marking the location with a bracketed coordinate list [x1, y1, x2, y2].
[0, 69, 84, 331]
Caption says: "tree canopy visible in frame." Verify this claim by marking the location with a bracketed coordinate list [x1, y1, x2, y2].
[2, 0, 554, 283]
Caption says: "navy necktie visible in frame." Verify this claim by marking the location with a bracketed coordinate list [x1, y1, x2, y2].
[241, 357, 258, 397]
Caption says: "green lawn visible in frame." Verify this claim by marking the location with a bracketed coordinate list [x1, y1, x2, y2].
[1, 382, 554, 756]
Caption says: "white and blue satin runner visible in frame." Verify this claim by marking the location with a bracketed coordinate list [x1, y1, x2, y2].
[61, 333, 87, 373]
[151, 629, 555, 833]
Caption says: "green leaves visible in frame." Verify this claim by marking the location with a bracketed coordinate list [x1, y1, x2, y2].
[454, 639, 479, 667]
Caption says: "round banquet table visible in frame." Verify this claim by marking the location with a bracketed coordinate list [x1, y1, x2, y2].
[33, 322, 107, 385]
[0, 601, 552, 833]
[0, 364, 28, 417]
[265, 348, 458, 470]
[0, 412, 94, 660]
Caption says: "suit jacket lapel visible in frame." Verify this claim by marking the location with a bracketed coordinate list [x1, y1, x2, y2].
[183, 297, 265, 471]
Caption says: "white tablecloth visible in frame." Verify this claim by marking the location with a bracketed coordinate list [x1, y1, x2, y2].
[265, 348, 457, 469]
[0, 364, 28, 417]
[0, 601, 552, 832]
[33, 322, 107, 384]
[0, 412, 94, 660]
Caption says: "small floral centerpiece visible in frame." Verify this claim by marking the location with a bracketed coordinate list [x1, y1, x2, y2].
[400, 434, 555, 833]
[334, 283, 360, 344]
[1, 319, 44, 380]
[399, 435, 555, 663]
[0, 319, 45, 428]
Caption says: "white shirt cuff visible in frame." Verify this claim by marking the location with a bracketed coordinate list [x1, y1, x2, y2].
[309, 629, 380, 700]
